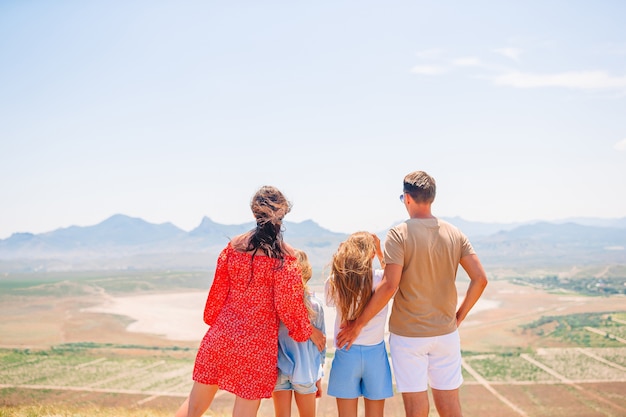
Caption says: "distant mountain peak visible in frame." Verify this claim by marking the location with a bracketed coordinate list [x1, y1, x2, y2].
[2, 215, 625, 272]
[99, 213, 146, 226]
[107, 213, 135, 220]
[6, 232, 36, 242]
[197, 216, 218, 226]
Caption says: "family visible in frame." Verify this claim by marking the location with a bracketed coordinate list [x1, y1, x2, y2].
[174, 170, 489, 417]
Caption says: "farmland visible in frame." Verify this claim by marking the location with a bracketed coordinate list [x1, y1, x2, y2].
[1, 343, 625, 416]
[1, 271, 625, 416]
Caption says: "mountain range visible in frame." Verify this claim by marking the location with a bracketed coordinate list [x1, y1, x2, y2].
[1, 214, 625, 274]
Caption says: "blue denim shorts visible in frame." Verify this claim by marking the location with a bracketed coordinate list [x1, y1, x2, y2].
[327, 340, 393, 400]
[274, 369, 318, 395]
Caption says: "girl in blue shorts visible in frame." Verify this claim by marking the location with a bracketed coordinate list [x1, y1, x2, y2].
[272, 249, 326, 417]
[325, 232, 393, 417]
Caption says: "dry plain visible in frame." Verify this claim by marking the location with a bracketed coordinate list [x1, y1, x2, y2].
[1, 273, 625, 416]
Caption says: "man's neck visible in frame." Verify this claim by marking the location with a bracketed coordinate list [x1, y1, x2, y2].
[408, 202, 434, 219]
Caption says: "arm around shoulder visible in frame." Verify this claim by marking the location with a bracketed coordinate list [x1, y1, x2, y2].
[335, 263, 401, 350]
[275, 259, 313, 342]
[361, 263, 401, 323]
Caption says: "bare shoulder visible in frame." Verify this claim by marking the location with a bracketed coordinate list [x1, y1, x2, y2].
[282, 242, 296, 258]
[230, 232, 252, 252]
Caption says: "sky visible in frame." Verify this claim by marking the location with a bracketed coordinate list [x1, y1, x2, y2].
[1, 1, 626, 239]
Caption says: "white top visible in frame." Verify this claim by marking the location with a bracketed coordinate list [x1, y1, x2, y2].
[325, 269, 389, 347]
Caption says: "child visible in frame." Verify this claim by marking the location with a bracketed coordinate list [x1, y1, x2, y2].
[174, 186, 324, 417]
[272, 249, 326, 417]
[325, 232, 393, 417]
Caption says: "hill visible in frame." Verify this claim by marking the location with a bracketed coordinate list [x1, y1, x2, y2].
[472, 221, 626, 269]
[0, 215, 625, 273]
[0, 215, 347, 272]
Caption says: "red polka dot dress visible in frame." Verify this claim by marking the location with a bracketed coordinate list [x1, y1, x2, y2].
[192, 243, 312, 400]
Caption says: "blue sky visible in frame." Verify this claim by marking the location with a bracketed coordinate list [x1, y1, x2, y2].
[1, 1, 625, 239]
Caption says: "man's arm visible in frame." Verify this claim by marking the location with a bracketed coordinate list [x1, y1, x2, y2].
[456, 254, 488, 327]
[335, 263, 402, 350]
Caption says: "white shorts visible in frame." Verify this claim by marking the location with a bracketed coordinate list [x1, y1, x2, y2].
[389, 330, 463, 392]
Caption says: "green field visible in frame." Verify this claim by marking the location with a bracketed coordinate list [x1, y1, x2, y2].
[2, 341, 626, 417]
[1, 271, 626, 416]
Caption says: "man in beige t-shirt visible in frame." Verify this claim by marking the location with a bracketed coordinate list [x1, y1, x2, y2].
[337, 171, 488, 417]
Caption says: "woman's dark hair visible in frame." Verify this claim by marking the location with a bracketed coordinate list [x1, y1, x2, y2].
[247, 221, 284, 260]
[246, 186, 292, 263]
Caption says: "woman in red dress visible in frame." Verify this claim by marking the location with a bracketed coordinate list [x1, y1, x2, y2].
[175, 186, 326, 417]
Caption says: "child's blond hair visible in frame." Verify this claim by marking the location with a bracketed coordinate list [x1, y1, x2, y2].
[327, 231, 375, 322]
[294, 249, 316, 321]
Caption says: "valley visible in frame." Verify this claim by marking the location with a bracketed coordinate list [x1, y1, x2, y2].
[1, 271, 625, 416]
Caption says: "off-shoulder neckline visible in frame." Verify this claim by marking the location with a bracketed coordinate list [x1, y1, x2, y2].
[226, 242, 297, 260]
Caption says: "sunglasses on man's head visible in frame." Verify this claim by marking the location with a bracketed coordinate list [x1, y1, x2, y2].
[399, 193, 405, 203]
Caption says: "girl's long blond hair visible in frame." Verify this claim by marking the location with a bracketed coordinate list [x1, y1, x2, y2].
[327, 231, 375, 321]
[294, 249, 316, 321]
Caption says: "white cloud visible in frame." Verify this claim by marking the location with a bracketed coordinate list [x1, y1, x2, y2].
[410, 65, 447, 75]
[614, 138, 626, 151]
[452, 57, 482, 67]
[493, 70, 626, 91]
[493, 47, 523, 61]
